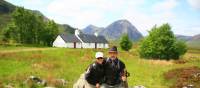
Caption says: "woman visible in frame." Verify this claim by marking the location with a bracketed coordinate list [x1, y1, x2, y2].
[85, 52, 105, 88]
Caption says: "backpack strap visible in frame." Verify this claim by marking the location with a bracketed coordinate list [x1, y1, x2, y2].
[117, 59, 120, 70]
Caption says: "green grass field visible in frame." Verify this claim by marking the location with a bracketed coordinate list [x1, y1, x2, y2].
[0, 46, 200, 88]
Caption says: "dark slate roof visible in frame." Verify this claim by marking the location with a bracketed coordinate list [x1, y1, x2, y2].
[78, 34, 108, 43]
[96, 36, 108, 43]
[59, 33, 108, 43]
[59, 34, 81, 42]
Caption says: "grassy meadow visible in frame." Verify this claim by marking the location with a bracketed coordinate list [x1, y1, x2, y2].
[0, 46, 200, 88]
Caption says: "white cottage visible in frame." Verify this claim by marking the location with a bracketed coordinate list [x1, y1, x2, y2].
[53, 30, 109, 48]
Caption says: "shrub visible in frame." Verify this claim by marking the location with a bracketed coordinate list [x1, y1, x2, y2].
[120, 34, 132, 51]
[139, 23, 187, 60]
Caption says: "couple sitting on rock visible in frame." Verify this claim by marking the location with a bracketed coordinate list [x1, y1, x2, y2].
[84, 46, 128, 88]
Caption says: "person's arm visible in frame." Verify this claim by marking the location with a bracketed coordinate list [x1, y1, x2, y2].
[85, 64, 94, 79]
[121, 70, 127, 81]
[120, 62, 130, 88]
[120, 62, 127, 81]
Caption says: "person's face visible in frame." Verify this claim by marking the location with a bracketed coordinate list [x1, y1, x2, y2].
[109, 52, 118, 60]
[96, 57, 104, 64]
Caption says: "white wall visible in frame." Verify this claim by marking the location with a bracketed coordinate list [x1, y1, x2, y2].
[75, 42, 82, 48]
[97, 43, 109, 48]
[82, 43, 95, 48]
[65, 43, 82, 48]
[66, 42, 110, 48]
[53, 35, 109, 48]
[97, 43, 103, 48]
[82, 43, 109, 48]
[105, 44, 109, 48]
[53, 36, 66, 47]
[53, 35, 82, 48]
[65, 43, 74, 48]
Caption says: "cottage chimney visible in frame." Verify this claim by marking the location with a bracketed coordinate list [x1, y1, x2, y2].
[75, 29, 80, 36]
[94, 32, 98, 37]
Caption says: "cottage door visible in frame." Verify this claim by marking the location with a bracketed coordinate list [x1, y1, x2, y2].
[95, 42, 97, 49]
[74, 42, 76, 48]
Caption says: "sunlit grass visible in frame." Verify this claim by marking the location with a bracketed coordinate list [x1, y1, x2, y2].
[0, 47, 200, 88]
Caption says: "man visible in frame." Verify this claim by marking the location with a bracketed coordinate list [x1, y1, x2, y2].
[85, 52, 105, 88]
[101, 46, 127, 88]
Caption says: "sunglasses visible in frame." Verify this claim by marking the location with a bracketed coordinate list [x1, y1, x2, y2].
[97, 57, 103, 59]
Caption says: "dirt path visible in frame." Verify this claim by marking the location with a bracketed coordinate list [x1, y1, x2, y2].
[0, 48, 56, 54]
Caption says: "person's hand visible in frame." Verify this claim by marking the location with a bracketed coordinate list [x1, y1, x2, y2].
[96, 83, 100, 88]
[122, 76, 127, 81]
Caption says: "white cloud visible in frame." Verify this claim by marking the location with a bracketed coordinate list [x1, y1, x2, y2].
[46, 0, 145, 28]
[122, 10, 156, 35]
[19, 0, 46, 9]
[48, 1, 108, 28]
[122, 0, 179, 35]
[46, 0, 112, 28]
[9, 0, 199, 36]
[173, 24, 200, 36]
[23, 0, 43, 5]
[6, 0, 49, 14]
[152, 0, 178, 19]
[187, 0, 200, 10]
[153, 0, 178, 12]
[46, 0, 180, 35]
[122, 11, 175, 36]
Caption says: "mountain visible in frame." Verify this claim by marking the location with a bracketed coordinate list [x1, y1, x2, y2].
[58, 24, 76, 34]
[0, 0, 75, 35]
[190, 34, 200, 41]
[100, 19, 143, 41]
[83, 19, 143, 41]
[187, 34, 200, 49]
[82, 25, 104, 34]
[176, 34, 192, 41]
[175, 34, 200, 49]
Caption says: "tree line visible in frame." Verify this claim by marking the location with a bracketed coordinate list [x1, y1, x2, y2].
[3, 7, 59, 46]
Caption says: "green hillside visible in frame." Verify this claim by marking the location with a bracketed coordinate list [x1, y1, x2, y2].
[0, 0, 15, 30]
[58, 24, 75, 34]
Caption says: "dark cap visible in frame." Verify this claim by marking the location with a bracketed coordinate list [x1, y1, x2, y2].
[109, 46, 118, 52]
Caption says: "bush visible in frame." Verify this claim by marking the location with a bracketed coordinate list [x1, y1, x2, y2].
[139, 23, 187, 60]
[120, 34, 132, 51]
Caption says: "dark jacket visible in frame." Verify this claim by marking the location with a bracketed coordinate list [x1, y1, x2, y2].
[104, 58, 126, 85]
[85, 62, 104, 85]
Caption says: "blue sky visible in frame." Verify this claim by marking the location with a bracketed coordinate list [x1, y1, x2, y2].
[6, 0, 200, 36]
